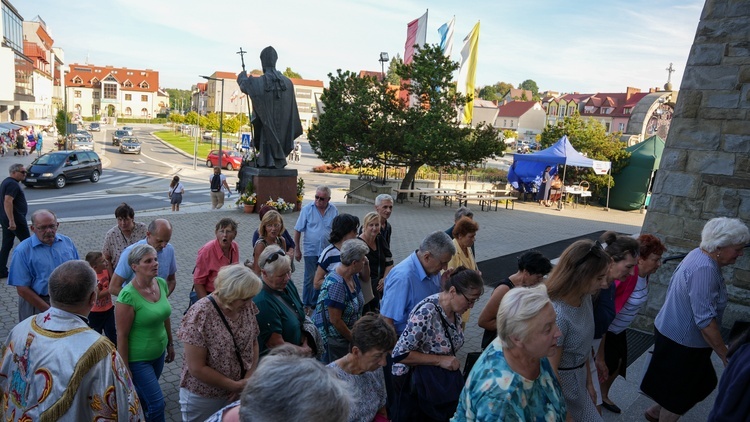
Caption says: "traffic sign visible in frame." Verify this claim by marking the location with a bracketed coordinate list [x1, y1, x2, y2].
[241, 133, 252, 150]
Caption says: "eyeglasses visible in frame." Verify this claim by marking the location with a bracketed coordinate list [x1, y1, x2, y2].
[16, 170, 27, 174]
[35, 223, 59, 231]
[461, 291, 481, 305]
[265, 250, 286, 264]
[314, 195, 329, 201]
[574, 240, 604, 268]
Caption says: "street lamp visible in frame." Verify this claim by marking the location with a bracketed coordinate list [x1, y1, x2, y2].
[200, 75, 224, 169]
[378, 52, 389, 81]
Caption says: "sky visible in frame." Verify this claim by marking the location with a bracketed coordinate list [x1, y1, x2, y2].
[15, 0, 705, 94]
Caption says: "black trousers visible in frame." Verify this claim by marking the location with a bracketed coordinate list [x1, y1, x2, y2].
[0, 218, 30, 274]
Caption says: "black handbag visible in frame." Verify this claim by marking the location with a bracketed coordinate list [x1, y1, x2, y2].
[409, 305, 464, 421]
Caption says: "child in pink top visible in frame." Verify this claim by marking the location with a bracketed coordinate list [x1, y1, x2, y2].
[86, 251, 117, 344]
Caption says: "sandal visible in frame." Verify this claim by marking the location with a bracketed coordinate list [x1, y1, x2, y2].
[644, 411, 659, 422]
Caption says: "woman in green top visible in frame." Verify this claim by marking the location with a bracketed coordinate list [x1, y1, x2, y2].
[254, 245, 312, 356]
[116, 244, 174, 422]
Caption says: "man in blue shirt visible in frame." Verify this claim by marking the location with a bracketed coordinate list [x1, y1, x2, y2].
[8, 209, 79, 321]
[109, 218, 177, 296]
[380, 231, 456, 334]
[294, 185, 338, 311]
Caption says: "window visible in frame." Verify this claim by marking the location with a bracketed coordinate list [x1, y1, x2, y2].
[510, 120, 514, 127]
[93, 92, 100, 99]
[125, 107, 132, 116]
[92, 105, 100, 115]
[624, 107, 632, 114]
[141, 95, 148, 102]
[141, 108, 149, 117]
[549, 105, 557, 116]
[125, 94, 132, 101]
[559, 104, 566, 117]
[74, 90, 81, 98]
[123, 80, 133, 88]
[296, 88, 312, 99]
[103, 83, 117, 100]
[618, 123, 625, 131]
[73, 76, 83, 84]
[140, 81, 149, 89]
[297, 102, 311, 113]
[503, 120, 507, 127]
[91, 77, 100, 87]
[604, 122, 611, 132]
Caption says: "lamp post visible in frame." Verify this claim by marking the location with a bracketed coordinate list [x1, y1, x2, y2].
[378, 52, 389, 182]
[379, 52, 389, 81]
[200, 75, 225, 169]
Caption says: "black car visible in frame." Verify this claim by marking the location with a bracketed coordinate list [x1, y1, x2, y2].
[112, 130, 128, 146]
[24, 150, 102, 189]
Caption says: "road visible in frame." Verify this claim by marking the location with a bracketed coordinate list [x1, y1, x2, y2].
[5, 123, 342, 220]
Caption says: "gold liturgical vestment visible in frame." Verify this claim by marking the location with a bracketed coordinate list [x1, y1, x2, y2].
[0, 307, 143, 421]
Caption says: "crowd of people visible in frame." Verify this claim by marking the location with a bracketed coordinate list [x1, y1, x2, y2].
[0, 171, 747, 422]
[0, 127, 45, 157]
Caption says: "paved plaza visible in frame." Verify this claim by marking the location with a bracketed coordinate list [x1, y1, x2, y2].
[0, 194, 720, 421]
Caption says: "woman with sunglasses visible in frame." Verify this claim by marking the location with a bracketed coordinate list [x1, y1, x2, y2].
[391, 267, 483, 421]
[253, 245, 312, 356]
[545, 240, 611, 422]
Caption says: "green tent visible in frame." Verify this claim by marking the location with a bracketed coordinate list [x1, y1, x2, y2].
[609, 135, 665, 211]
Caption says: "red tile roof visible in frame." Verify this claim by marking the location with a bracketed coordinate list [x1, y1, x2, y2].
[497, 101, 538, 117]
[66, 64, 159, 92]
[290, 77, 324, 88]
[212, 71, 237, 80]
[359, 70, 384, 81]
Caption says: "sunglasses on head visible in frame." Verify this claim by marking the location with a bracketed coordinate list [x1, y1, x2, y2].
[574, 240, 604, 268]
[265, 250, 286, 264]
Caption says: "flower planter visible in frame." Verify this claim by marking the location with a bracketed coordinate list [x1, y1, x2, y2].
[243, 204, 255, 213]
[294, 201, 302, 212]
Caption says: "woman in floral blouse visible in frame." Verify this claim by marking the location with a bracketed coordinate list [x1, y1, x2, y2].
[391, 267, 484, 421]
[178, 264, 262, 422]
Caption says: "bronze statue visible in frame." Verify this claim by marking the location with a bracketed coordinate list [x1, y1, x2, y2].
[237, 46, 303, 168]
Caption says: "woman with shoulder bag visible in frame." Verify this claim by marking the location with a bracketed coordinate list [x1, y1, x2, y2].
[178, 264, 262, 422]
[169, 176, 185, 212]
[391, 267, 484, 422]
[312, 239, 369, 363]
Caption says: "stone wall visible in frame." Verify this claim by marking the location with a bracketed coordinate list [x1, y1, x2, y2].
[640, 0, 750, 331]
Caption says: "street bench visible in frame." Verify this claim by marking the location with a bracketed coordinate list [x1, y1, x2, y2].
[393, 189, 424, 203]
[422, 192, 455, 208]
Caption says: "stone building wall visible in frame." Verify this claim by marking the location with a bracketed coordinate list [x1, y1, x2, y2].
[638, 0, 750, 331]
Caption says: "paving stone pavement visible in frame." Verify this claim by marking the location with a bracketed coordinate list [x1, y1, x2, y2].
[0, 197, 716, 421]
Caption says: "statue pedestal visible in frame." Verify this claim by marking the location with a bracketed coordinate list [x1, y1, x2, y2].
[239, 166, 298, 213]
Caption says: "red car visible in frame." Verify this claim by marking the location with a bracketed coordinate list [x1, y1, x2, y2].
[206, 150, 242, 171]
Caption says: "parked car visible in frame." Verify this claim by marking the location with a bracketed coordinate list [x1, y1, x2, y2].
[74, 134, 94, 151]
[112, 130, 128, 146]
[206, 149, 242, 171]
[119, 137, 142, 154]
[24, 150, 102, 189]
[75, 130, 93, 140]
[122, 126, 134, 136]
[202, 131, 213, 141]
[89, 122, 101, 132]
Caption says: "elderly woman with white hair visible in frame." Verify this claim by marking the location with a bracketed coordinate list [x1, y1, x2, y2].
[253, 245, 313, 356]
[641, 217, 750, 422]
[312, 238, 369, 363]
[453, 284, 566, 421]
[178, 264, 262, 421]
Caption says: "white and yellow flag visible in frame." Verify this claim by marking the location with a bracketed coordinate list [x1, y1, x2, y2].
[457, 21, 480, 124]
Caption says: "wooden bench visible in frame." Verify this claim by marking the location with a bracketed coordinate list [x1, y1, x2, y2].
[422, 192, 455, 208]
[392, 189, 423, 203]
[456, 192, 491, 208]
[480, 196, 517, 211]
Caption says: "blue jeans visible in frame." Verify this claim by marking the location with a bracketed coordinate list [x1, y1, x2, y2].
[302, 255, 319, 307]
[130, 352, 166, 422]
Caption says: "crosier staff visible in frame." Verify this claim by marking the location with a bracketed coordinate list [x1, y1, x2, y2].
[237, 47, 254, 145]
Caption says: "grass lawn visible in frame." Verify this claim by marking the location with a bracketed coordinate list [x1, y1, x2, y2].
[153, 131, 238, 159]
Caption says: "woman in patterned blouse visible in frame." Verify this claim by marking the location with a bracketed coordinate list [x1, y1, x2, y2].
[391, 267, 484, 421]
[454, 284, 567, 421]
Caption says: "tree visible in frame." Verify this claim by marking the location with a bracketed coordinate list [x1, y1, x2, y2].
[478, 81, 513, 101]
[540, 111, 630, 195]
[184, 111, 200, 126]
[283, 67, 302, 79]
[309, 44, 503, 190]
[385, 54, 403, 85]
[166, 88, 192, 112]
[518, 79, 539, 97]
[55, 109, 71, 135]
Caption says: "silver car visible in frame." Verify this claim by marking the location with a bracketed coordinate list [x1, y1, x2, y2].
[119, 136, 141, 154]
[122, 126, 134, 136]
[74, 134, 94, 151]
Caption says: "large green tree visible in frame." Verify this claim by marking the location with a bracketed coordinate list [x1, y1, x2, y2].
[283, 67, 302, 79]
[518, 79, 539, 97]
[309, 44, 502, 190]
[385, 54, 403, 85]
[478, 81, 513, 101]
[165, 88, 192, 113]
[541, 112, 630, 195]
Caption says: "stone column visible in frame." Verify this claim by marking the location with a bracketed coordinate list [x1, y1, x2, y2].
[639, 0, 750, 331]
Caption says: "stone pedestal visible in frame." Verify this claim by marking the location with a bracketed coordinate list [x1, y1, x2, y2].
[239, 165, 298, 213]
